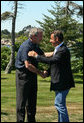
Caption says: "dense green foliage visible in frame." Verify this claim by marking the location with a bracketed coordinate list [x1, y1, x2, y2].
[1, 29, 11, 39]
[70, 37, 83, 73]
[36, 1, 83, 73]
[15, 35, 28, 52]
[1, 34, 28, 70]
[1, 47, 11, 70]
[1, 1, 83, 73]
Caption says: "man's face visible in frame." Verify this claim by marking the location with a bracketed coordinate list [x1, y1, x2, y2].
[50, 34, 60, 47]
[32, 32, 43, 44]
[37, 32, 43, 43]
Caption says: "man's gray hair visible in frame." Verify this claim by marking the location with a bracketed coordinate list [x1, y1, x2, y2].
[29, 27, 43, 38]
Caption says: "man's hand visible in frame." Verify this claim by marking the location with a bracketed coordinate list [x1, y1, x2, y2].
[28, 51, 38, 57]
[40, 70, 48, 78]
[43, 70, 48, 78]
[44, 52, 54, 57]
[24, 61, 48, 78]
[39, 71, 46, 78]
[39, 71, 48, 78]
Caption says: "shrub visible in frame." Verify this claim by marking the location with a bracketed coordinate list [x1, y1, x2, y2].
[1, 47, 11, 70]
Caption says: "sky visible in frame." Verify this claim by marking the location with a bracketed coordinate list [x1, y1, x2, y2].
[1, 1, 83, 32]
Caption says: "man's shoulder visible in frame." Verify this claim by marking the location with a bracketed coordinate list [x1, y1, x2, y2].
[58, 44, 69, 53]
[22, 39, 29, 45]
[17, 39, 30, 54]
[20, 39, 30, 48]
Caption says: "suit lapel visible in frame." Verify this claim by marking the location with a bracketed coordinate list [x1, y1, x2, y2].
[54, 43, 65, 55]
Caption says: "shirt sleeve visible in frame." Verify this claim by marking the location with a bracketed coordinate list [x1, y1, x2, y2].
[21, 46, 30, 62]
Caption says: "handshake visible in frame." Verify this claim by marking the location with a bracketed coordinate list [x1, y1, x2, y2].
[39, 70, 48, 78]
[28, 51, 48, 78]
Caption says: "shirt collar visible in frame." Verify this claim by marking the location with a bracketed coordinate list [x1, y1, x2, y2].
[28, 38, 37, 47]
[55, 42, 64, 50]
[53, 42, 64, 55]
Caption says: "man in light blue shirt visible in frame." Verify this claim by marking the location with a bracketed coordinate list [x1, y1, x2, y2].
[53, 42, 64, 55]
[28, 30, 75, 122]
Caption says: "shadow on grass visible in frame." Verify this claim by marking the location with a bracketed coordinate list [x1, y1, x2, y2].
[39, 80, 50, 83]
[75, 81, 83, 84]
[1, 112, 9, 116]
[1, 78, 8, 80]
[74, 75, 83, 79]
[73, 72, 83, 76]
[39, 79, 83, 84]
[40, 79, 83, 84]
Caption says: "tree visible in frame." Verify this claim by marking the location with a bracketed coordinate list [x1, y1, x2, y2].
[62, 1, 83, 17]
[1, 29, 11, 39]
[36, 1, 82, 46]
[17, 25, 32, 37]
[68, 1, 83, 17]
[69, 37, 83, 73]
[36, 1, 83, 73]
[1, 1, 18, 73]
[1, 29, 10, 35]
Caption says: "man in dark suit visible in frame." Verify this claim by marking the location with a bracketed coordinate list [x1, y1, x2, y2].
[28, 30, 75, 122]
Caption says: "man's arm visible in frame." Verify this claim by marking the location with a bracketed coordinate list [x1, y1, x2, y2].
[44, 52, 53, 57]
[28, 51, 53, 58]
[28, 50, 65, 64]
[21, 46, 46, 78]
[36, 51, 64, 64]
[24, 60, 45, 78]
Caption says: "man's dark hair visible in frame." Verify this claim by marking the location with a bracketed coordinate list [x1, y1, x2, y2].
[53, 30, 64, 42]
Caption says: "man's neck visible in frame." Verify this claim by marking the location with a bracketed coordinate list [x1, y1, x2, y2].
[55, 41, 63, 48]
[29, 38, 35, 44]
[55, 42, 61, 47]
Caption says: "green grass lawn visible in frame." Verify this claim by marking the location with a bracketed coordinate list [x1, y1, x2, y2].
[1, 71, 83, 122]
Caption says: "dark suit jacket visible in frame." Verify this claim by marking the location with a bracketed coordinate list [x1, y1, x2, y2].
[36, 44, 75, 91]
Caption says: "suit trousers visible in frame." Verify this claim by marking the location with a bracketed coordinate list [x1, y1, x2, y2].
[16, 69, 37, 122]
